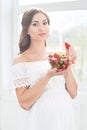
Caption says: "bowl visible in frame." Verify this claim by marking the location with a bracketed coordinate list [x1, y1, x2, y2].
[48, 52, 70, 71]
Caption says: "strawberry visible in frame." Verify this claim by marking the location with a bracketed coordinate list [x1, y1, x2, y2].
[53, 59, 58, 64]
[48, 52, 70, 71]
[65, 42, 71, 49]
[54, 53, 59, 58]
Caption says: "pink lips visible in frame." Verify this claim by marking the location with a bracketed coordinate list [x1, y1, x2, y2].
[38, 33, 46, 37]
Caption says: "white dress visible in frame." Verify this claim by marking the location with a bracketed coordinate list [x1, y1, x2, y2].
[10, 60, 76, 130]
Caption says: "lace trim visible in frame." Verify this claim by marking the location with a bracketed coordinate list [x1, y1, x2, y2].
[14, 77, 31, 88]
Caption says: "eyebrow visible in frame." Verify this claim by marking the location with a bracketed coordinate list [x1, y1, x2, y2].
[32, 19, 47, 23]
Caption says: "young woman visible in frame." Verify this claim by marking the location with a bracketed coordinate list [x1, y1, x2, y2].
[10, 7, 78, 130]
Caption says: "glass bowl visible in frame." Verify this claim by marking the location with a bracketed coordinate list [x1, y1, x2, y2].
[48, 52, 70, 71]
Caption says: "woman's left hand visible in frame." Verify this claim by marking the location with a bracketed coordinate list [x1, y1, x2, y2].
[66, 45, 77, 64]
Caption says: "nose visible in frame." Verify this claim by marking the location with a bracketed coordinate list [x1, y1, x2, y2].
[38, 24, 45, 31]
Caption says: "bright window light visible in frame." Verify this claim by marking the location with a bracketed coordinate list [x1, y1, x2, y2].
[18, 0, 77, 5]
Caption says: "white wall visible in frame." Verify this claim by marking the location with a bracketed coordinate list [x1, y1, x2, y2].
[0, 0, 14, 129]
[0, 0, 14, 88]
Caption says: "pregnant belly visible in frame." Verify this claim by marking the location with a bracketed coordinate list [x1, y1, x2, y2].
[33, 88, 73, 112]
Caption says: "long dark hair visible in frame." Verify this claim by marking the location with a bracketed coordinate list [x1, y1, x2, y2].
[19, 8, 50, 54]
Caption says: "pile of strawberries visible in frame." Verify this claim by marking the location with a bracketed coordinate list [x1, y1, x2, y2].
[48, 42, 71, 71]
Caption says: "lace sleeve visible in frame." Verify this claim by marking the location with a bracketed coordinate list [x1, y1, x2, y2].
[14, 77, 31, 88]
[9, 63, 31, 89]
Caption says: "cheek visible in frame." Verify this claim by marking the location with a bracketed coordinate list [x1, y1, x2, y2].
[27, 27, 36, 35]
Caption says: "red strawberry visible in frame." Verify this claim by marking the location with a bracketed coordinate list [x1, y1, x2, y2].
[53, 59, 58, 64]
[65, 42, 71, 49]
[54, 53, 59, 58]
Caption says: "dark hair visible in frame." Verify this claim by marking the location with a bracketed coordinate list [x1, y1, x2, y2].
[19, 7, 50, 54]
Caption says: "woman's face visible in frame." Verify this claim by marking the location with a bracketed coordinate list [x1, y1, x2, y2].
[27, 12, 50, 42]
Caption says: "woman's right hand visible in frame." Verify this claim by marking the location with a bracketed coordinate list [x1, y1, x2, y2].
[47, 65, 71, 78]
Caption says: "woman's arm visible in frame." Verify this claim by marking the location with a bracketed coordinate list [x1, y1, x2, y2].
[16, 67, 60, 110]
[14, 53, 65, 110]
[64, 68, 78, 98]
[64, 43, 78, 98]
[16, 73, 51, 110]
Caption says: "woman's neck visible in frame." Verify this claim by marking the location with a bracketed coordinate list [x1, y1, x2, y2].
[29, 41, 47, 54]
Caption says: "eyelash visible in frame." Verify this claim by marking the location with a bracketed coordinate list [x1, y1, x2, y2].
[43, 21, 48, 25]
[32, 21, 48, 27]
[32, 23, 37, 26]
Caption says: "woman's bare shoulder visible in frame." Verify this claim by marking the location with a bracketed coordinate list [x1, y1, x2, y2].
[13, 54, 27, 65]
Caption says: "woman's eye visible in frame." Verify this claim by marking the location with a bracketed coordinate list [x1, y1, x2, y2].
[43, 21, 48, 25]
[32, 23, 37, 26]
[31, 21, 48, 27]
[32, 22, 39, 26]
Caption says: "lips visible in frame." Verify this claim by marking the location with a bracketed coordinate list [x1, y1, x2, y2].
[38, 33, 47, 37]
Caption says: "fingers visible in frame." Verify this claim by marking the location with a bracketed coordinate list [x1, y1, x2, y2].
[66, 46, 77, 64]
[49, 66, 71, 76]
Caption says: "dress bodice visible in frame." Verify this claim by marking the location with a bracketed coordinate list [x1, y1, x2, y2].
[9, 60, 65, 92]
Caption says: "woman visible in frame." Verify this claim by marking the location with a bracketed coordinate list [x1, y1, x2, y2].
[10, 7, 78, 130]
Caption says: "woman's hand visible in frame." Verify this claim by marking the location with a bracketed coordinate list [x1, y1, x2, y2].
[47, 65, 71, 78]
[66, 45, 77, 64]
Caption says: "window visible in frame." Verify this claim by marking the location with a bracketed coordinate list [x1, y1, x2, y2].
[18, 0, 76, 6]
[14, 0, 87, 90]
[47, 10, 87, 83]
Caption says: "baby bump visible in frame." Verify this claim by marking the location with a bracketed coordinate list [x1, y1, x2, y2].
[33, 88, 74, 113]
